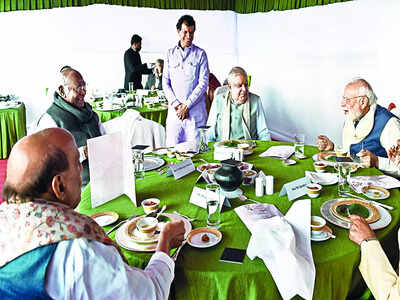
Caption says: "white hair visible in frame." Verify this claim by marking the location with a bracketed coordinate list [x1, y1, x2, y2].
[227, 67, 248, 85]
[348, 77, 377, 105]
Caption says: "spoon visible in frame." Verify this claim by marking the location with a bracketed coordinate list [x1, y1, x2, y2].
[155, 205, 167, 219]
[238, 195, 261, 204]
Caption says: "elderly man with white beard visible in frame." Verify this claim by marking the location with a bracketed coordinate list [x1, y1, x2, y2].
[207, 66, 271, 142]
[317, 78, 400, 177]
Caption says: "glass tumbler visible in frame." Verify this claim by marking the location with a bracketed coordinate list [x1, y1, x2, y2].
[206, 183, 221, 228]
[133, 150, 145, 179]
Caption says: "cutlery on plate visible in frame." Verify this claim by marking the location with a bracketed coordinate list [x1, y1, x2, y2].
[173, 211, 196, 222]
[146, 205, 167, 218]
[342, 192, 394, 210]
[327, 232, 336, 239]
[199, 158, 210, 165]
[106, 214, 137, 235]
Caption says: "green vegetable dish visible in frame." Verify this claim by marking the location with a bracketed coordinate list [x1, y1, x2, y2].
[336, 203, 370, 218]
[224, 141, 240, 148]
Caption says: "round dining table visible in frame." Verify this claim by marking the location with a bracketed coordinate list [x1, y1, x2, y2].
[0, 103, 26, 159]
[77, 141, 400, 300]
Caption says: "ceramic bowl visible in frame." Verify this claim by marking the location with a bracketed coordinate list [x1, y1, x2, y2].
[306, 183, 322, 198]
[141, 198, 160, 214]
[242, 170, 257, 185]
[311, 216, 326, 235]
[136, 217, 158, 237]
[313, 161, 327, 173]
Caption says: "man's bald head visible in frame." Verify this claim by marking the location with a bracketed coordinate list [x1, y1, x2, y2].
[345, 78, 377, 105]
[2, 128, 78, 204]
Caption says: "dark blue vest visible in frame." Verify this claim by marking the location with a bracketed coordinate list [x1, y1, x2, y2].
[350, 105, 398, 158]
[0, 244, 57, 300]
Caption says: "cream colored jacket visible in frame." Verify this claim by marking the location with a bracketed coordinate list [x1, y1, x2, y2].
[359, 230, 400, 300]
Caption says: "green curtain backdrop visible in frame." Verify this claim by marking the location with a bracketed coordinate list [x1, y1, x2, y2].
[0, 0, 352, 13]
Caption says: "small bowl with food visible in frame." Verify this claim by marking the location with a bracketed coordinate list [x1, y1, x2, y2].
[136, 217, 158, 237]
[313, 161, 327, 173]
[311, 216, 326, 237]
[306, 183, 322, 198]
[141, 198, 160, 214]
[242, 170, 257, 185]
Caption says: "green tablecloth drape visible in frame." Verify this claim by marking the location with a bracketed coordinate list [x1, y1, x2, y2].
[77, 141, 400, 300]
[0, 103, 27, 159]
[94, 106, 167, 127]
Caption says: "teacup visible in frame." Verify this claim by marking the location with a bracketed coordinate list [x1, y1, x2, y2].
[166, 150, 176, 158]
[311, 216, 326, 236]
[243, 170, 257, 185]
[313, 161, 327, 173]
[136, 217, 158, 237]
[335, 145, 348, 157]
[306, 183, 322, 198]
[238, 143, 250, 151]
[141, 198, 160, 215]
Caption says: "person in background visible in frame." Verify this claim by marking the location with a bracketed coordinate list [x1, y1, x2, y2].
[207, 66, 271, 142]
[36, 67, 104, 187]
[205, 72, 221, 113]
[124, 34, 153, 91]
[349, 214, 400, 299]
[145, 59, 164, 90]
[0, 128, 185, 299]
[163, 15, 209, 147]
[317, 78, 400, 177]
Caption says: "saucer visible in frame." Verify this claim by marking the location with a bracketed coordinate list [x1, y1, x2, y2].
[187, 227, 222, 248]
[282, 159, 296, 166]
[311, 225, 333, 242]
[90, 211, 119, 226]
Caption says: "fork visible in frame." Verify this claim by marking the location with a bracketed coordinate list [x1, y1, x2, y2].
[171, 239, 187, 261]
[173, 211, 196, 222]
[106, 214, 137, 235]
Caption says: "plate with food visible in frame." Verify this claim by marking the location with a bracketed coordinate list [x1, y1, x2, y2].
[115, 213, 192, 252]
[330, 198, 380, 223]
[90, 211, 119, 227]
[215, 140, 255, 155]
[187, 227, 222, 248]
[362, 185, 390, 200]
[197, 163, 222, 173]
[321, 199, 391, 230]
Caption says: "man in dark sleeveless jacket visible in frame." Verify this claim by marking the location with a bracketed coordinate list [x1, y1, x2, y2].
[317, 78, 400, 177]
[0, 128, 185, 299]
[37, 68, 105, 186]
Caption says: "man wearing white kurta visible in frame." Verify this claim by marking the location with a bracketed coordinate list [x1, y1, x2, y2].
[317, 78, 400, 177]
[0, 128, 185, 299]
[207, 67, 271, 142]
[163, 15, 209, 146]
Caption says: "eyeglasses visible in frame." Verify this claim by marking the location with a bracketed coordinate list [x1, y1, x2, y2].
[342, 95, 368, 103]
[68, 84, 86, 93]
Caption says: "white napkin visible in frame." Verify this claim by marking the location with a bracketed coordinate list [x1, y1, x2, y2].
[305, 171, 338, 184]
[259, 145, 294, 159]
[175, 141, 199, 153]
[349, 175, 400, 193]
[247, 200, 315, 300]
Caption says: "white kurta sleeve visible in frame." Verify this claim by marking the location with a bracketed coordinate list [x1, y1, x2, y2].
[45, 239, 175, 300]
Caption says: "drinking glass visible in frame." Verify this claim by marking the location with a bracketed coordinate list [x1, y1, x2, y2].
[335, 144, 348, 157]
[294, 133, 305, 158]
[133, 150, 145, 179]
[337, 162, 351, 195]
[128, 82, 134, 93]
[206, 183, 221, 228]
[198, 126, 210, 153]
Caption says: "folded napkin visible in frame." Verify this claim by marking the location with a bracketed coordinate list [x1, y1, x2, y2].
[175, 141, 199, 153]
[259, 145, 294, 159]
[349, 175, 400, 193]
[305, 171, 338, 185]
[247, 200, 315, 300]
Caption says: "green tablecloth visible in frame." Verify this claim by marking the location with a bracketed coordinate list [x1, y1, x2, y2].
[93, 106, 168, 127]
[77, 141, 400, 300]
[0, 103, 26, 159]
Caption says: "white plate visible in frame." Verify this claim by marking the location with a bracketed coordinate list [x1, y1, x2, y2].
[320, 199, 392, 230]
[91, 211, 119, 226]
[187, 227, 222, 248]
[362, 186, 390, 200]
[95, 103, 124, 111]
[143, 156, 165, 171]
[115, 213, 192, 252]
[282, 159, 296, 166]
[152, 147, 172, 155]
[311, 176, 338, 186]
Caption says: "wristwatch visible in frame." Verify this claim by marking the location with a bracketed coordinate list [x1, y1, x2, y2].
[360, 237, 377, 246]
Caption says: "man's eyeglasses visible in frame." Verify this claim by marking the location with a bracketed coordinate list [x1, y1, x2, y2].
[342, 95, 368, 103]
[68, 84, 86, 93]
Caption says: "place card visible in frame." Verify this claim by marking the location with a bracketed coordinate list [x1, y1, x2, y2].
[88, 131, 136, 208]
[279, 177, 311, 201]
[189, 187, 229, 210]
[167, 159, 195, 180]
[214, 147, 244, 161]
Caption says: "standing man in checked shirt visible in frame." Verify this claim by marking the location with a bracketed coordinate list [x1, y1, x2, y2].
[163, 15, 209, 146]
